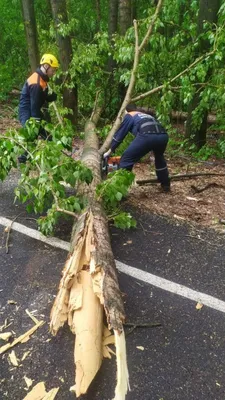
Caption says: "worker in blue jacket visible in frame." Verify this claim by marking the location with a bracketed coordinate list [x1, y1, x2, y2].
[104, 103, 170, 192]
[18, 53, 59, 163]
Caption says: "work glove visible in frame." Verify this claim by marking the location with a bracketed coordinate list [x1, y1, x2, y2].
[47, 92, 57, 102]
[103, 149, 112, 159]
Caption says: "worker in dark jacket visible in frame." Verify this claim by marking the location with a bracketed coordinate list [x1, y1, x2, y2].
[18, 53, 59, 162]
[104, 103, 170, 192]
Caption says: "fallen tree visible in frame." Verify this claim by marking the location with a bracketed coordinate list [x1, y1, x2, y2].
[50, 119, 129, 399]
[0, 1, 222, 398]
[49, 2, 165, 398]
[48, 0, 221, 397]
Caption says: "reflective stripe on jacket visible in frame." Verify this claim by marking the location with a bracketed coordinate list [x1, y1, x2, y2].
[19, 68, 49, 126]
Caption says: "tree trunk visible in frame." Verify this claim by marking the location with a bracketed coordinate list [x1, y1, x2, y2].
[118, 0, 132, 35]
[185, 0, 221, 149]
[108, 0, 119, 38]
[50, 119, 129, 399]
[50, 0, 78, 126]
[95, 0, 101, 32]
[117, 0, 133, 101]
[20, 0, 39, 72]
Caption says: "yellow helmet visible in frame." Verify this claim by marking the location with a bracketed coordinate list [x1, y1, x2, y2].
[40, 54, 59, 68]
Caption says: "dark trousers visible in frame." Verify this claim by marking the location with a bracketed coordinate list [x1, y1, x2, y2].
[119, 132, 170, 186]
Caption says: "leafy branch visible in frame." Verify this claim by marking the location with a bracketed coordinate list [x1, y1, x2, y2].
[96, 169, 136, 229]
[0, 122, 93, 235]
[99, 0, 163, 154]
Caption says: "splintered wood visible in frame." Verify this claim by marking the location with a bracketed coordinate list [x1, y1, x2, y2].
[50, 211, 104, 396]
[0, 320, 45, 355]
[50, 209, 129, 399]
[22, 382, 59, 400]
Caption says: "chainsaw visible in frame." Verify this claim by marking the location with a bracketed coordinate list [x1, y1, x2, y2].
[102, 156, 121, 175]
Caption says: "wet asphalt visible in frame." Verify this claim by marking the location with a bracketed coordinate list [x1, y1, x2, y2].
[1, 170, 225, 400]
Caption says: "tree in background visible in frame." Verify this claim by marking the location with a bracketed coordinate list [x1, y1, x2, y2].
[185, 0, 221, 149]
[0, 0, 27, 97]
[20, 0, 40, 72]
[50, 0, 78, 125]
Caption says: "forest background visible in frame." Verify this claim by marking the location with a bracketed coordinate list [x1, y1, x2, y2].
[1, 0, 225, 154]
[1, 0, 225, 233]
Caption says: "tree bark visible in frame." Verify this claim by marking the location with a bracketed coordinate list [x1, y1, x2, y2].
[117, 0, 133, 100]
[20, 0, 39, 72]
[118, 0, 132, 35]
[185, 0, 221, 149]
[108, 0, 119, 73]
[95, 0, 101, 32]
[50, 120, 129, 398]
[50, 0, 78, 125]
[50, 3, 164, 398]
[108, 0, 119, 38]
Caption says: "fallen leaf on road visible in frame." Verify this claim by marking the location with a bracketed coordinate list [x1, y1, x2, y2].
[7, 300, 17, 305]
[136, 346, 145, 351]
[196, 302, 203, 310]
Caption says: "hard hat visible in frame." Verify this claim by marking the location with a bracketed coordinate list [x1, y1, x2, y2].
[40, 54, 59, 68]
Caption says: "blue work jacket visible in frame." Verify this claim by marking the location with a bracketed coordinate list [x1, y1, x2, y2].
[111, 111, 166, 152]
[19, 68, 50, 126]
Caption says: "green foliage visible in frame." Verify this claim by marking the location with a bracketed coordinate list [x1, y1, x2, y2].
[2, 0, 225, 236]
[0, 0, 27, 97]
[113, 212, 136, 230]
[0, 120, 93, 235]
[96, 169, 136, 229]
[96, 169, 135, 208]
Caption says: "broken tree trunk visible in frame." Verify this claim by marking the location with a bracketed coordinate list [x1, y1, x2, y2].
[50, 120, 129, 399]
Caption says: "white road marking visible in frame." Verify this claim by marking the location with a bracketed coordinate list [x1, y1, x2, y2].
[0, 216, 70, 251]
[116, 261, 225, 314]
[1, 216, 225, 313]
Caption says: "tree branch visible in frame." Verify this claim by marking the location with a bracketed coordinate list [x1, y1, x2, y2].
[131, 50, 215, 103]
[139, 0, 163, 53]
[0, 136, 41, 172]
[56, 207, 78, 218]
[136, 172, 225, 185]
[99, 1, 164, 155]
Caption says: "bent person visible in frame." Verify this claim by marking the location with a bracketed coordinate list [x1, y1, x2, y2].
[104, 103, 170, 192]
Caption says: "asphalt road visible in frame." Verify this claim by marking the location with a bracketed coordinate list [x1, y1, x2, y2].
[1, 170, 225, 400]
